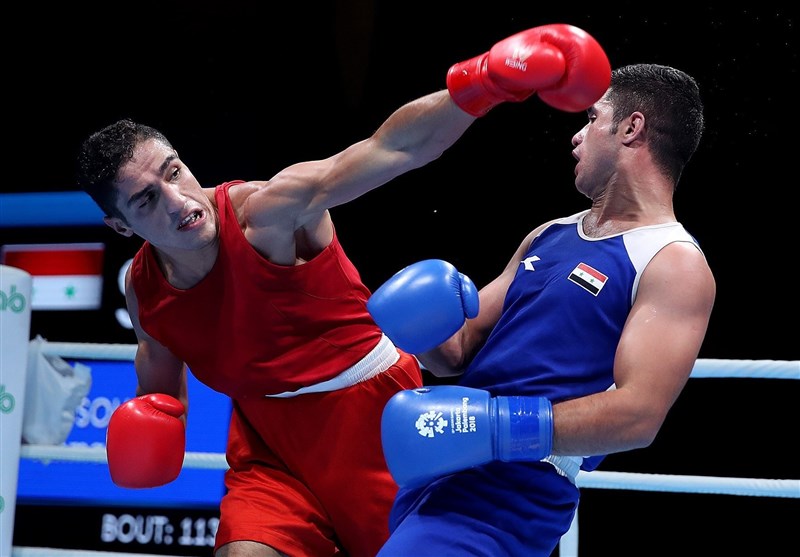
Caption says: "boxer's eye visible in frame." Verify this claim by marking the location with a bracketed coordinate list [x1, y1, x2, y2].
[139, 191, 156, 209]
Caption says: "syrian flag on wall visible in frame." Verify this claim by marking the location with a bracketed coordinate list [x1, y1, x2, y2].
[0, 243, 105, 310]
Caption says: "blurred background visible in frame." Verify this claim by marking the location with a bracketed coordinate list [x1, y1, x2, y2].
[3, 1, 797, 555]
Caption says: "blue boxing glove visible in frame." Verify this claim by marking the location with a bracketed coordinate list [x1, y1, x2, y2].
[381, 385, 553, 488]
[367, 259, 479, 354]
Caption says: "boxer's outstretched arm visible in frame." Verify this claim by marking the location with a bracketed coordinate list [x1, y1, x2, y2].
[242, 24, 611, 257]
[246, 89, 474, 228]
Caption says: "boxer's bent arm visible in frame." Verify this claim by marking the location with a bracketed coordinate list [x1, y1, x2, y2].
[125, 268, 189, 415]
[418, 227, 544, 376]
[552, 242, 715, 456]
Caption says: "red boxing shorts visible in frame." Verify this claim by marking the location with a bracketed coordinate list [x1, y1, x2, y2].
[214, 351, 422, 556]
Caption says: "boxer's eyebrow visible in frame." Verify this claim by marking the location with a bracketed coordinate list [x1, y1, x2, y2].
[126, 154, 177, 208]
[127, 185, 156, 208]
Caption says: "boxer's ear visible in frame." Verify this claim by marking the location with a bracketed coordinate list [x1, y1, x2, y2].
[104, 216, 135, 238]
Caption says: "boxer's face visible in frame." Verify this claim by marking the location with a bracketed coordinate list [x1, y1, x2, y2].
[571, 95, 619, 200]
[103, 139, 218, 252]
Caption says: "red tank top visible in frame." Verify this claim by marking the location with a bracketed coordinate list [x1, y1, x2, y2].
[130, 181, 382, 400]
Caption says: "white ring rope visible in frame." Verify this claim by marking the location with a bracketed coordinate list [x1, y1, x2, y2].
[575, 471, 799, 498]
[38, 341, 137, 361]
[689, 358, 800, 379]
[38, 341, 800, 379]
[20, 445, 227, 469]
[13, 341, 800, 557]
[18, 444, 799, 498]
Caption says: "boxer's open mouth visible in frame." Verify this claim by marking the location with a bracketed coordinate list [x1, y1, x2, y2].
[178, 210, 203, 230]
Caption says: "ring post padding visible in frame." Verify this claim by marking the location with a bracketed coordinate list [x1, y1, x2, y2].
[0, 266, 33, 557]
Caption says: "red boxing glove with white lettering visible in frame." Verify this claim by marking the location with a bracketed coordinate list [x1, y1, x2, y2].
[447, 23, 611, 116]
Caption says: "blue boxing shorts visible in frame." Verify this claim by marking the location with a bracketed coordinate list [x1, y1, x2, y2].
[377, 460, 579, 557]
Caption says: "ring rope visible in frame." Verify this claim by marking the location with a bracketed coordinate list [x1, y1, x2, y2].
[689, 358, 799, 379]
[18, 445, 799, 498]
[575, 471, 799, 498]
[20, 445, 226, 469]
[39, 341, 137, 360]
[38, 341, 800, 379]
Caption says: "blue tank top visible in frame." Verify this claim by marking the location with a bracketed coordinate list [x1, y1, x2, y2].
[460, 210, 702, 471]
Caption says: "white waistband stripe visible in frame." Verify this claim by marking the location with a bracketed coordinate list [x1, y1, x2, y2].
[543, 455, 583, 484]
[265, 334, 400, 398]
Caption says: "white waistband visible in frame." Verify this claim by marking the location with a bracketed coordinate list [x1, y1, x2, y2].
[265, 334, 400, 398]
[543, 455, 582, 485]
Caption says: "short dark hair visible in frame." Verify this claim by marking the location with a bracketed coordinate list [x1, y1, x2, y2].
[607, 64, 704, 185]
[76, 119, 173, 219]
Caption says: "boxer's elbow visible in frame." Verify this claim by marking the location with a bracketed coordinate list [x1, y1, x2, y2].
[626, 410, 669, 450]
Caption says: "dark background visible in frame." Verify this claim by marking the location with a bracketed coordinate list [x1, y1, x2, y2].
[4, 1, 797, 555]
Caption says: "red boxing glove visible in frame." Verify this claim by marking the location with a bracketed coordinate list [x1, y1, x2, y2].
[106, 393, 186, 488]
[447, 24, 611, 116]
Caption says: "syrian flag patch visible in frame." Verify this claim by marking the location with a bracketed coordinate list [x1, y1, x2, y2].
[568, 262, 608, 296]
